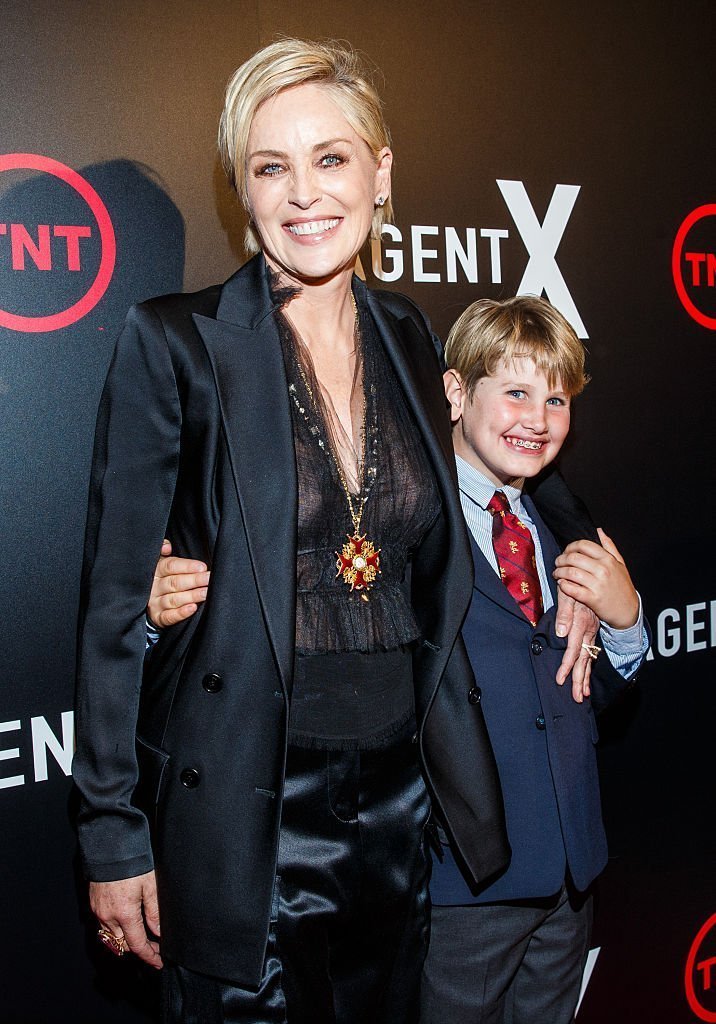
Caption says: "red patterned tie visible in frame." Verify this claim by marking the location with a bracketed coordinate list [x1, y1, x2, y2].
[487, 490, 544, 627]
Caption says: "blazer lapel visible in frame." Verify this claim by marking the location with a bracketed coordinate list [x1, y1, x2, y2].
[468, 532, 530, 623]
[469, 496, 561, 625]
[523, 494, 561, 609]
[365, 287, 473, 716]
[366, 290, 456, 477]
[192, 257, 297, 695]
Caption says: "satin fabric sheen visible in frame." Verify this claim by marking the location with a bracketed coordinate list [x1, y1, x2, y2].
[161, 735, 430, 1023]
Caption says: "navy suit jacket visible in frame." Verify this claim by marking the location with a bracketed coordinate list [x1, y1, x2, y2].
[430, 497, 625, 905]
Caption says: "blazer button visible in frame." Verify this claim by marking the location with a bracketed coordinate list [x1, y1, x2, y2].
[535, 714, 546, 731]
[531, 639, 544, 656]
[180, 768, 200, 789]
[202, 672, 223, 693]
[468, 686, 482, 705]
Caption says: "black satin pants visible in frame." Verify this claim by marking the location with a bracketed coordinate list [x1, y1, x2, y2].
[162, 736, 431, 1024]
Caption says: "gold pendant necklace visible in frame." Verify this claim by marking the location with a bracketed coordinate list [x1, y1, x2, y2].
[291, 293, 381, 602]
[332, 446, 381, 602]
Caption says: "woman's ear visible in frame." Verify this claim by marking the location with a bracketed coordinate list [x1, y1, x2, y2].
[374, 147, 393, 203]
[443, 369, 465, 424]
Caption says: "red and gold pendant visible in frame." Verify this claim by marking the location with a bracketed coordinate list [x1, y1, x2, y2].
[336, 533, 381, 596]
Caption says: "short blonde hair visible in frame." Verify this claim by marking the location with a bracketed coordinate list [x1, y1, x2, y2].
[445, 295, 589, 397]
[219, 38, 393, 254]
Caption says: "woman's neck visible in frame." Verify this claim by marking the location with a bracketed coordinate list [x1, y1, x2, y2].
[268, 259, 357, 357]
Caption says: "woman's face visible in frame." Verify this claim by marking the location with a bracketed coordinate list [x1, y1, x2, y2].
[246, 82, 392, 284]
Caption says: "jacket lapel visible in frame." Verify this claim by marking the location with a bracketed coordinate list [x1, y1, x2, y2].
[468, 533, 529, 622]
[192, 256, 297, 695]
[365, 287, 473, 716]
[365, 289, 456, 477]
[469, 496, 561, 624]
[523, 494, 561, 608]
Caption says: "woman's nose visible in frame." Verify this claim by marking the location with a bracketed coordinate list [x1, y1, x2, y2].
[289, 166, 321, 209]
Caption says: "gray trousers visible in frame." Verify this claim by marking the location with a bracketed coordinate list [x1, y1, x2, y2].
[420, 884, 593, 1024]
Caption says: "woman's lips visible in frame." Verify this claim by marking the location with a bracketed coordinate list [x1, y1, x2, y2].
[284, 217, 341, 239]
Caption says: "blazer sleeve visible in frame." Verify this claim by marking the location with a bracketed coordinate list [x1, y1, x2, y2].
[526, 465, 599, 546]
[73, 302, 181, 882]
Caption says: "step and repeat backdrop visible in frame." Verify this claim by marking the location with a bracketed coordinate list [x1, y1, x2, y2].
[1, 2, 714, 1021]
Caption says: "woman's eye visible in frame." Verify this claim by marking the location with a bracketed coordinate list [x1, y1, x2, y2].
[320, 153, 345, 168]
[257, 163, 283, 177]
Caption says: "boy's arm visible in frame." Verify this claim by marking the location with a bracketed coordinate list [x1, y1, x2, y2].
[585, 620, 648, 714]
[527, 466, 603, 697]
[553, 528, 649, 711]
[553, 528, 639, 629]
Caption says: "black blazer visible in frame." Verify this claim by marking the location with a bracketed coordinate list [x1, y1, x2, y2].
[74, 255, 514, 985]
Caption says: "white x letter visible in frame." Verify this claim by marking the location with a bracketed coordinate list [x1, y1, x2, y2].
[497, 180, 588, 339]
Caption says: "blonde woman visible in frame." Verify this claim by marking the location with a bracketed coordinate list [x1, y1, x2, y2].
[74, 38, 596, 1024]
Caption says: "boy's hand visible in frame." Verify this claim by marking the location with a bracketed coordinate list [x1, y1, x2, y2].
[553, 528, 639, 630]
[148, 540, 210, 628]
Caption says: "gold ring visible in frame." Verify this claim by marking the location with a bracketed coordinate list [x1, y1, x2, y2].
[97, 926, 127, 957]
[581, 642, 601, 661]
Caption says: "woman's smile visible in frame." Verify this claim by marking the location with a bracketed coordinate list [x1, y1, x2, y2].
[247, 82, 391, 283]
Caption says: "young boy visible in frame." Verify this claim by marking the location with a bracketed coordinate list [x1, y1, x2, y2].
[421, 296, 648, 1024]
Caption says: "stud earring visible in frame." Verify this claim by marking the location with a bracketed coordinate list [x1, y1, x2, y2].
[376, 195, 385, 207]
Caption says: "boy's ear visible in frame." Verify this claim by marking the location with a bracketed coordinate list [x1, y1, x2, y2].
[443, 369, 465, 424]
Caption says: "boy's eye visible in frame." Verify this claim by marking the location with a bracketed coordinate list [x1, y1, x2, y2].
[507, 389, 526, 399]
[547, 396, 568, 407]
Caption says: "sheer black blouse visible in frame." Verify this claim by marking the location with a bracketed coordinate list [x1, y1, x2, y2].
[274, 284, 441, 749]
[277, 289, 441, 656]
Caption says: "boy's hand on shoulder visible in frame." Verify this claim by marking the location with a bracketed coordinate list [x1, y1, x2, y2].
[553, 528, 639, 630]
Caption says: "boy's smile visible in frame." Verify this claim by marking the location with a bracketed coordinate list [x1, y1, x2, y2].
[445, 357, 572, 487]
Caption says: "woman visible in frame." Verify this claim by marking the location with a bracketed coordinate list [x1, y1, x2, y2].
[74, 38, 593, 1024]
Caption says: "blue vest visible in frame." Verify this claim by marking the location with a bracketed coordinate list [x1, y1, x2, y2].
[430, 497, 607, 905]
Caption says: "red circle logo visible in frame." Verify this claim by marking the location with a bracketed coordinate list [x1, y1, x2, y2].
[0, 153, 116, 332]
[685, 913, 716, 1021]
[672, 204, 716, 330]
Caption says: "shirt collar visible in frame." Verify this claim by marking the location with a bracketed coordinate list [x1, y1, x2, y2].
[455, 454, 524, 514]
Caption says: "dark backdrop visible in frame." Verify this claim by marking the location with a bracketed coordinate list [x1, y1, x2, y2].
[1, 2, 714, 1022]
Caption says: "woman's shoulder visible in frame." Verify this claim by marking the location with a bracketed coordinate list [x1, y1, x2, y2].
[368, 286, 431, 326]
[366, 285, 444, 366]
[136, 282, 223, 328]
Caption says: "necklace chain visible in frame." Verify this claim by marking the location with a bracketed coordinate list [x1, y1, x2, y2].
[294, 293, 367, 535]
[287, 291, 381, 599]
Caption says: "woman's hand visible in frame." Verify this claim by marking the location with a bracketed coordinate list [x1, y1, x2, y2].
[148, 540, 210, 628]
[90, 871, 162, 969]
[553, 593, 599, 702]
[553, 528, 640, 630]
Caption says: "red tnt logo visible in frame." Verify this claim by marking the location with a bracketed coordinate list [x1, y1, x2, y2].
[672, 205, 716, 330]
[0, 154, 115, 332]
[685, 913, 716, 1021]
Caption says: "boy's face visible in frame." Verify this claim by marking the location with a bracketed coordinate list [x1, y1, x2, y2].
[444, 357, 571, 486]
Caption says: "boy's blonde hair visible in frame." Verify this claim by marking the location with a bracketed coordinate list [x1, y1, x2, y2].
[445, 295, 589, 397]
[219, 38, 393, 254]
